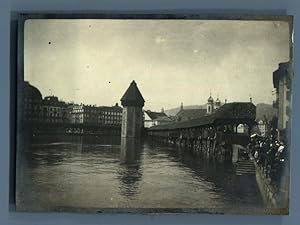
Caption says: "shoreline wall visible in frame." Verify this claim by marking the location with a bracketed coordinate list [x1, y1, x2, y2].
[254, 162, 289, 214]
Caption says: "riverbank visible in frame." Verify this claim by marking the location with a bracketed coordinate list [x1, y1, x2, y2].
[254, 160, 289, 214]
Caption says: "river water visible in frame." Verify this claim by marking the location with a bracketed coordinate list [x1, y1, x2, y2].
[16, 135, 264, 213]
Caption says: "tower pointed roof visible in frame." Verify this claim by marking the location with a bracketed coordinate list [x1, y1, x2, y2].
[121, 80, 145, 107]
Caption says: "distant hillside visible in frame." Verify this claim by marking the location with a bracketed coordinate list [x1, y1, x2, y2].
[164, 105, 206, 116]
[256, 103, 277, 121]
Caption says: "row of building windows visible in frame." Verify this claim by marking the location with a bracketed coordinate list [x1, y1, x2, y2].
[24, 104, 65, 111]
[72, 117, 121, 121]
[24, 112, 62, 117]
[77, 115, 121, 119]
[73, 119, 121, 123]
[71, 109, 121, 115]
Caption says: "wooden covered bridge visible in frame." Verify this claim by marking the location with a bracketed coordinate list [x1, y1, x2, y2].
[147, 102, 256, 161]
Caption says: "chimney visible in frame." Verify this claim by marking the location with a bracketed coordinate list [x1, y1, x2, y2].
[225, 99, 227, 104]
[250, 97, 252, 103]
[161, 107, 164, 113]
[180, 102, 183, 110]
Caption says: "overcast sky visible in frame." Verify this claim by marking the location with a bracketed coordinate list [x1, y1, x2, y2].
[24, 19, 290, 111]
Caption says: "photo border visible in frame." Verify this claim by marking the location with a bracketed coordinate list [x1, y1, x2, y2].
[12, 12, 294, 215]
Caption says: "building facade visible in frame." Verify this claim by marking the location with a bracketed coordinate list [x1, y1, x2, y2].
[23, 81, 122, 126]
[42, 96, 68, 123]
[273, 61, 293, 141]
[22, 81, 43, 122]
[70, 104, 122, 125]
[23, 81, 68, 123]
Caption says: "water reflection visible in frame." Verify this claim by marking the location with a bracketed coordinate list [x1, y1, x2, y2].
[118, 138, 143, 199]
[17, 135, 264, 212]
[161, 145, 263, 206]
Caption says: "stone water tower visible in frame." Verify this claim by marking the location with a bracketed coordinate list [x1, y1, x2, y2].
[120, 80, 145, 138]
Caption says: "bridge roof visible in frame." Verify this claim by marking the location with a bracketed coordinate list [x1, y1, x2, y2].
[175, 108, 207, 121]
[148, 102, 256, 131]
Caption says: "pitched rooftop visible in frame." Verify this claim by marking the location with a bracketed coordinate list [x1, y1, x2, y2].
[145, 110, 167, 120]
[120, 80, 145, 107]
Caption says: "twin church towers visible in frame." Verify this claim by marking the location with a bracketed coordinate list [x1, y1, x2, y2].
[206, 94, 222, 114]
[180, 94, 224, 115]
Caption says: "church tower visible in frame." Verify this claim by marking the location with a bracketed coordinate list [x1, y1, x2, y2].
[215, 97, 221, 110]
[207, 94, 214, 114]
[120, 80, 145, 138]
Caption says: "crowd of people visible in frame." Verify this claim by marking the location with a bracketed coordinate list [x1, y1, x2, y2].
[248, 133, 287, 187]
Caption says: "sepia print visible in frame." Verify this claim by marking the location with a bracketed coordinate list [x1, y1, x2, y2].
[16, 15, 293, 214]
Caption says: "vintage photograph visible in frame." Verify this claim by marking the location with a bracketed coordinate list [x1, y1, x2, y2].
[16, 17, 293, 214]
